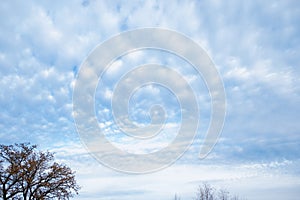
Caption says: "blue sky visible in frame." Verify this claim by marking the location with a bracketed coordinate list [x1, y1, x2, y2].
[1, 0, 300, 199]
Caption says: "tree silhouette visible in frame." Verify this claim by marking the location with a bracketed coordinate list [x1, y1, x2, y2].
[0, 143, 80, 200]
[195, 183, 215, 200]
[174, 193, 181, 200]
[174, 183, 246, 200]
[194, 183, 246, 200]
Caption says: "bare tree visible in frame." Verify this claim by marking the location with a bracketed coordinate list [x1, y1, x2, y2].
[0, 143, 80, 200]
[194, 183, 246, 200]
[195, 183, 215, 200]
[174, 193, 181, 200]
[218, 189, 229, 200]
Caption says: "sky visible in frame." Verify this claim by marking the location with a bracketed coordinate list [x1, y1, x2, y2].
[0, 0, 300, 199]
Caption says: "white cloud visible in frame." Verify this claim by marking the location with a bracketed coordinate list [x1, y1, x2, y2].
[224, 57, 298, 97]
[1, 0, 300, 199]
[50, 142, 300, 200]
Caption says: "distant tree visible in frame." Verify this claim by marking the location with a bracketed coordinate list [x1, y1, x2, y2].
[195, 183, 215, 200]
[0, 143, 80, 200]
[218, 189, 229, 200]
[194, 183, 246, 200]
[174, 193, 181, 200]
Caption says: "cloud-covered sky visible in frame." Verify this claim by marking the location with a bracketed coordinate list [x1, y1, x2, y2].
[1, 0, 300, 199]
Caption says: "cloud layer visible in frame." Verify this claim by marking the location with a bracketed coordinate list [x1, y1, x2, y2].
[1, 0, 300, 199]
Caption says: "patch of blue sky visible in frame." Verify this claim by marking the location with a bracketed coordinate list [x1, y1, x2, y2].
[1, 0, 300, 199]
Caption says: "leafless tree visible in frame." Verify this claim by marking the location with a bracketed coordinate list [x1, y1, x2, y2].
[0, 143, 80, 200]
[193, 183, 246, 200]
[174, 193, 181, 200]
[218, 189, 229, 200]
[195, 183, 215, 200]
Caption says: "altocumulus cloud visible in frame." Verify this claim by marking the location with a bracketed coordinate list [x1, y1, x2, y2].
[0, 0, 300, 200]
